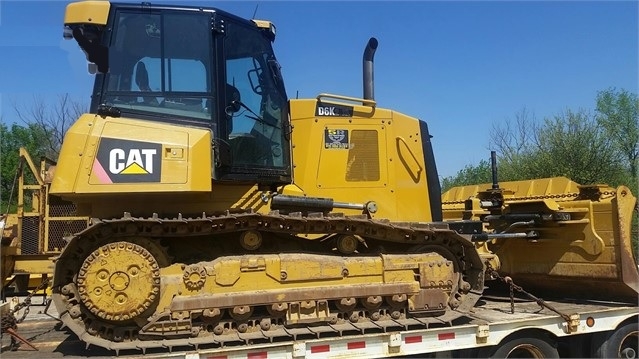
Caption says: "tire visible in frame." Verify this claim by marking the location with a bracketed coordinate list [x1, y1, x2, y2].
[592, 322, 639, 358]
[478, 332, 559, 358]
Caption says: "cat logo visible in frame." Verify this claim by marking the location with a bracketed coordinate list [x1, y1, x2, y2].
[93, 138, 162, 183]
[109, 148, 157, 175]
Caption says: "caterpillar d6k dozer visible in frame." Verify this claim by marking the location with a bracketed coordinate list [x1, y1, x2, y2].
[51, 0, 637, 354]
[53, 1, 484, 352]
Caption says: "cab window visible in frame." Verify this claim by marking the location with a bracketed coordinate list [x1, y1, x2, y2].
[102, 11, 214, 122]
[223, 22, 288, 169]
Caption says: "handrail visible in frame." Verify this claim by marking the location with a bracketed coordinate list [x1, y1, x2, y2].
[316, 93, 376, 108]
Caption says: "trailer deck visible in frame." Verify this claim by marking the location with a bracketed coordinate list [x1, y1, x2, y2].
[2, 293, 636, 358]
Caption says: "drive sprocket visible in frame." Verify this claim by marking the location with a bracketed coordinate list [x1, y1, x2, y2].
[77, 241, 161, 322]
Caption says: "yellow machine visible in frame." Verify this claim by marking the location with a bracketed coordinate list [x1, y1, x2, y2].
[47, 0, 638, 353]
[1, 148, 88, 296]
[442, 173, 639, 302]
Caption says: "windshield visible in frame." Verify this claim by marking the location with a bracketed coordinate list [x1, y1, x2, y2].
[101, 11, 214, 123]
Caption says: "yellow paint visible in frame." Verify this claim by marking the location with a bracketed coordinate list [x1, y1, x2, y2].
[289, 99, 433, 222]
[442, 177, 639, 299]
[52, 115, 211, 196]
[65, 1, 110, 26]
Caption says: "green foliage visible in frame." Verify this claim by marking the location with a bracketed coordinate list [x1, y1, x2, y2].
[0, 122, 49, 212]
[441, 160, 492, 192]
[441, 108, 629, 192]
[1, 95, 87, 213]
[595, 88, 639, 191]
[514, 109, 625, 185]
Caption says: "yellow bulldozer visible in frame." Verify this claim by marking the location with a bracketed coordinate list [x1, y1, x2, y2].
[1, 0, 635, 355]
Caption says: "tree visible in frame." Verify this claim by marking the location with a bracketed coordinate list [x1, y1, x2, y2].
[441, 160, 492, 192]
[442, 105, 630, 192]
[490, 107, 538, 165]
[595, 89, 639, 257]
[441, 92, 638, 259]
[488, 108, 625, 186]
[525, 109, 625, 185]
[11, 94, 86, 159]
[0, 122, 49, 211]
[1, 94, 87, 211]
[595, 88, 638, 188]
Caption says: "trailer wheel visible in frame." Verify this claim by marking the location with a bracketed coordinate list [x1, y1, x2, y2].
[479, 332, 559, 358]
[592, 322, 638, 358]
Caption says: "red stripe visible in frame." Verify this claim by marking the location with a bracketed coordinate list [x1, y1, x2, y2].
[347, 341, 366, 350]
[247, 352, 267, 359]
[438, 332, 455, 340]
[405, 335, 422, 344]
[311, 344, 330, 353]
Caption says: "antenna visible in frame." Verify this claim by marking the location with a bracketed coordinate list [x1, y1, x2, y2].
[490, 150, 499, 190]
[252, 4, 259, 19]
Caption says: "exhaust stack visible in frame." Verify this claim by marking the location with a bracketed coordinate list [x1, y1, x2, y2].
[363, 37, 378, 100]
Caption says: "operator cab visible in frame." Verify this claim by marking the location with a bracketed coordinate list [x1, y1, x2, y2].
[65, 2, 290, 184]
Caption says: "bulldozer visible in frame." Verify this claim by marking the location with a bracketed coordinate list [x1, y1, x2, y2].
[43, 0, 638, 353]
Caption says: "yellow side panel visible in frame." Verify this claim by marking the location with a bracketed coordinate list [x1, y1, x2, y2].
[65, 1, 110, 25]
[50, 114, 97, 193]
[289, 99, 432, 222]
[89, 122, 189, 185]
[389, 112, 434, 222]
[51, 115, 211, 196]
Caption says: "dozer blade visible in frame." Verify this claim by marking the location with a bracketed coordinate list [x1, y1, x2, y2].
[443, 177, 639, 303]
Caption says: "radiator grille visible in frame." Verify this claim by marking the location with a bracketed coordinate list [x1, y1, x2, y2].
[346, 130, 380, 182]
[49, 201, 80, 217]
[18, 201, 88, 254]
[20, 216, 40, 254]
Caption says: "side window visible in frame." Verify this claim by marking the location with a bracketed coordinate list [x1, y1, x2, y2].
[226, 57, 264, 135]
[223, 22, 288, 169]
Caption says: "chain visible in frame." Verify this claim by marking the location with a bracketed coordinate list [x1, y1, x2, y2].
[485, 263, 571, 322]
[443, 192, 580, 205]
[1, 277, 50, 334]
[443, 190, 619, 206]
[509, 279, 515, 314]
[3, 163, 21, 214]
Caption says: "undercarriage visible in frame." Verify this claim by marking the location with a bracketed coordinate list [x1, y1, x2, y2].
[52, 211, 485, 353]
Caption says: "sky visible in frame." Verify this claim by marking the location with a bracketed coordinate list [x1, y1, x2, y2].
[0, 0, 637, 179]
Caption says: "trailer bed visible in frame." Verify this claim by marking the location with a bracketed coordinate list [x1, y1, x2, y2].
[2, 294, 636, 358]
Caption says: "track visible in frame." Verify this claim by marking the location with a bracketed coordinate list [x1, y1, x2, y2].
[52, 211, 485, 354]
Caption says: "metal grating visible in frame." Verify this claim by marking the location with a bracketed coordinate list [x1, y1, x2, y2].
[20, 216, 40, 255]
[49, 199, 80, 217]
[47, 219, 87, 252]
[346, 130, 380, 182]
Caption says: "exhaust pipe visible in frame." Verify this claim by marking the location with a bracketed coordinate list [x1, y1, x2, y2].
[363, 37, 378, 100]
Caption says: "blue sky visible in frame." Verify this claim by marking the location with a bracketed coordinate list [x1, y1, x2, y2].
[0, 1, 637, 178]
